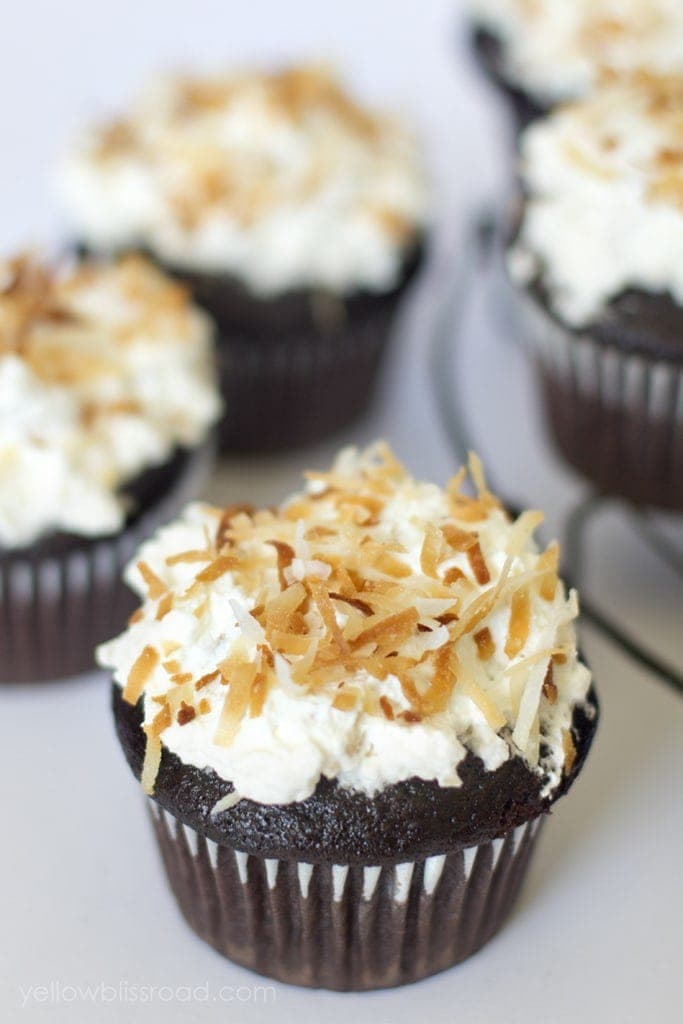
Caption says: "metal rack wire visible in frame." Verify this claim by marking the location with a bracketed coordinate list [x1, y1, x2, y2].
[428, 212, 683, 698]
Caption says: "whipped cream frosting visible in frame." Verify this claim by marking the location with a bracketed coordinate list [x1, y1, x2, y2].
[60, 65, 428, 296]
[468, 0, 683, 103]
[0, 255, 220, 548]
[97, 443, 592, 807]
[509, 73, 683, 325]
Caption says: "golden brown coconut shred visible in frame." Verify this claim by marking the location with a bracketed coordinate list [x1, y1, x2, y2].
[127, 446, 567, 794]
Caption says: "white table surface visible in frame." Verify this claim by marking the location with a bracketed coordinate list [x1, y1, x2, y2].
[1, 3, 681, 1021]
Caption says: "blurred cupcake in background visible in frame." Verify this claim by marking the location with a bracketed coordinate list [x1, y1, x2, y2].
[507, 72, 683, 510]
[466, 0, 683, 129]
[98, 443, 597, 990]
[60, 65, 428, 453]
[0, 253, 220, 682]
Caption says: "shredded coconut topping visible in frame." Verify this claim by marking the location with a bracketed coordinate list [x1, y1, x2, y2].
[0, 253, 220, 547]
[510, 71, 683, 325]
[60, 64, 428, 295]
[98, 443, 592, 806]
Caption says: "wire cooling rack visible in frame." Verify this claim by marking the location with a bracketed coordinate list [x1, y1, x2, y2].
[428, 212, 683, 698]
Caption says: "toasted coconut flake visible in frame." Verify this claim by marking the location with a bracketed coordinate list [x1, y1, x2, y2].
[453, 556, 513, 640]
[137, 561, 166, 600]
[215, 659, 258, 745]
[308, 579, 349, 656]
[505, 587, 531, 659]
[177, 701, 196, 725]
[441, 523, 478, 552]
[267, 539, 295, 590]
[379, 695, 395, 720]
[443, 565, 467, 586]
[329, 591, 373, 616]
[542, 662, 558, 704]
[145, 703, 171, 738]
[270, 630, 311, 656]
[198, 698, 211, 715]
[350, 607, 419, 653]
[459, 675, 506, 732]
[370, 549, 412, 579]
[265, 582, 307, 633]
[420, 522, 443, 578]
[155, 592, 174, 620]
[162, 659, 181, 675]
[467, 541, 490, 585]
[506, 510, 544, 558]
[128, 607, 144, 625]
[171, 672, 193, 686]
[196, 555, 237, 583]
[165, 549, 212, 566]
[538, 543, 560, 601]
[418, 643, 458, 715]
[249, 670, 270, 717]
[562, 729, 577, 775]
[195, 670, 221, 691]
[216, 504, 255, 549]
[473, 627, 495, 661]
[332, 687, 359, 712]
[123, 645, 159, 704]
[141, 735, 162, 795]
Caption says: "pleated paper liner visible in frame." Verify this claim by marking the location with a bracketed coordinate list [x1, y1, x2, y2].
[514, 288, 683, 510]
[0, 440, 214, 684]
[148, 800, 544, 991]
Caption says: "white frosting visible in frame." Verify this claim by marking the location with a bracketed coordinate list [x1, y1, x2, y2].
[468, 0, 683, 103]
[0, 256, 221, 548]
[510, 74, 683, 326]
[97, 444, 592, 807]
[60, 66, 428, 296]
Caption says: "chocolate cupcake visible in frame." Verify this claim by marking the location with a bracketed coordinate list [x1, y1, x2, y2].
[466, 0, 683, 130]
[0, 253, 221, 682]
[98, 443, 597, 990]
[508, 72, 683, 510]
[60, 66, 428, 452]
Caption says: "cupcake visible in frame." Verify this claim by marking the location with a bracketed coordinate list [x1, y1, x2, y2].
[60, 65, 428, 452]
[0, 253, 221, 682]
[508, 72, 683, 510]
[98, 442, 597, 990]
[466, 0, 683, 129]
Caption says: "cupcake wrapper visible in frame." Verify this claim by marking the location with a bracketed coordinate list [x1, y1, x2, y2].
[214, 297, 401, 454]
[148, 800, 544, 991]
[515, 289, 683, 509]
[0, 442, 213, 683]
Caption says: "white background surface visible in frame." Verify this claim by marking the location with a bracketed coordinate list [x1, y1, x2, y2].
[1, 2, 682, 1022]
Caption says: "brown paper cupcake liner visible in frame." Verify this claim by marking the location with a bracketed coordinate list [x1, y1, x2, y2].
[147, 799, 544, 991]
[515, 288, 683, 509]
[214, 299, 399, 453]
[0, 441, 213, 684]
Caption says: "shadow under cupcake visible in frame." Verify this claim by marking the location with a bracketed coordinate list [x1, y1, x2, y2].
[0, 253, 221, 683]
[506, 71, 683, 511]
[98, 442, 598, 990]
[60, 65, 428, 453]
